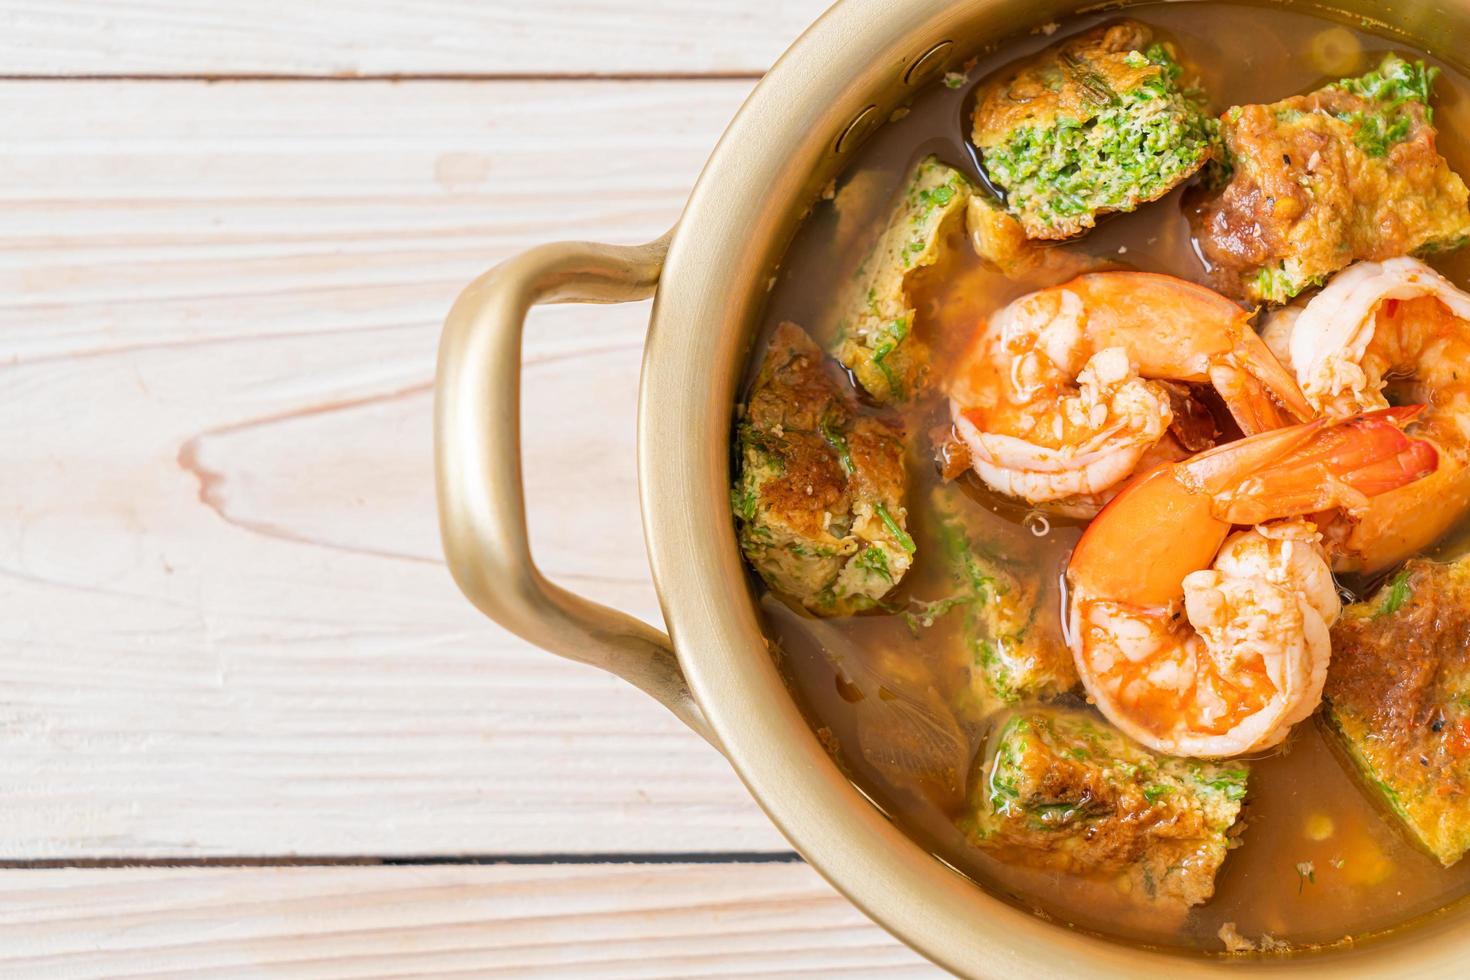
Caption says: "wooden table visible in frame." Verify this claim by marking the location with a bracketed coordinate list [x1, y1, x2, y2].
[0, 2, 940, 975]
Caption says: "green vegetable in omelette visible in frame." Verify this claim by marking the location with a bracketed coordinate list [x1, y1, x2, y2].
[905, 487, 1075, 706]
[829, 156, 972, 404]
[1326, 557, 1470, 867]
[970, 21, 1215, 240]
[733, 322, 913, 616]
[1191, 53, 1470, 305]
[967, 709, 1249, 908]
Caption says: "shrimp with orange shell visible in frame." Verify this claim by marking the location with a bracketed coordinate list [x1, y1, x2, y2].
[1263, 256, 1470, 572]
[1066, 408, 1439, 758]
[948, 271, 1311, 516]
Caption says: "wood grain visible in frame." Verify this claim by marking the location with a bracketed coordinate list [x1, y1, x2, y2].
[0, 1, 830, 77]
[0, 863, 940, 978]
[0, 79, 792, 858]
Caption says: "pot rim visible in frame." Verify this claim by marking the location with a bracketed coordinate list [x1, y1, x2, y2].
[639, 0, 1470, 974]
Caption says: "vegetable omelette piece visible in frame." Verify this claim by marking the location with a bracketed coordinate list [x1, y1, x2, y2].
[968, 709, 1249, 908]
[1190, 55, 1470, 305]
[1326, 557, 1470, 866]
[910, 487, 1076, 706]
[831, 156, 972, 404]
[971, 20, 1214, 241]
[733, 322, 913, 615]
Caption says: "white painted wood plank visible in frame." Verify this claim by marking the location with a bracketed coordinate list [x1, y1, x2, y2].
[0, 863, 939, 978]
[0, 80, 791, 857]
[0, 1, 831, 76]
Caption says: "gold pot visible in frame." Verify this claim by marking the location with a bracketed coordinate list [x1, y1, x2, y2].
[436, 1, 1470, 973]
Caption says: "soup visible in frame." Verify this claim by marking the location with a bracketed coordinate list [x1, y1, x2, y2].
[731, 1, 1470, 955]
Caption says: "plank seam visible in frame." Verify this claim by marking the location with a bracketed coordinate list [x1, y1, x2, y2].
[0, 852, 804, 869]
[0, 72, 765, 83]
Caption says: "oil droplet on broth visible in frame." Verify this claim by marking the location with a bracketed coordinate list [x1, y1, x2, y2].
[1307, 25, 1364, 76]
[1306, 813, 1336, 842]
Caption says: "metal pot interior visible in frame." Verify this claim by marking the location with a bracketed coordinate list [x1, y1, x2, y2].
[639, 0, 1470, 974]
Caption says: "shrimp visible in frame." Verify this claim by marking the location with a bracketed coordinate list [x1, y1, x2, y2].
[1067, 408, 1439, 757]
[1263, 256, 1470, 572]
[949, 272, 1311, 516]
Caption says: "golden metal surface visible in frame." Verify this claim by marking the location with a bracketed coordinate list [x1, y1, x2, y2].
[440, 1, 1470, 974]
[434, 234, 714, 746]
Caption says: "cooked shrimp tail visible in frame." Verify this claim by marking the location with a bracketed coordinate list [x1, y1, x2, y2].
[1211, 329, 1315, 433]
[1072, 407, 1435, 607]
[1067, 409, 1440, 757]
[1189, 406, 1438, 525]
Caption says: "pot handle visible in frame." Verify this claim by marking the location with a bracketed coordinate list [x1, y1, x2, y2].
[434, 233, 716, 747]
